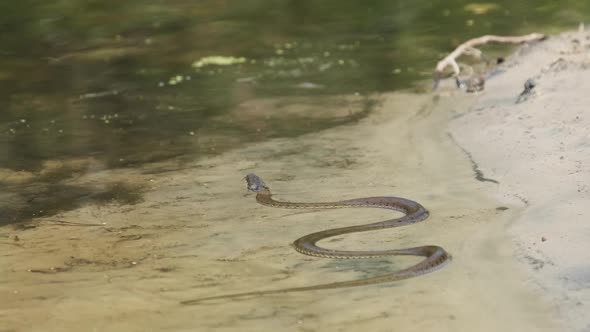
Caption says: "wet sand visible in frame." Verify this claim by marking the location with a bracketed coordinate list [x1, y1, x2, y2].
[1, 88, 561, 331]
[450, 28, 590, 331]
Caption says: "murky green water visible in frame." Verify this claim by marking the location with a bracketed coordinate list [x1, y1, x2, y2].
[2, 1, 589, 167]
[2, 0, 589, 223]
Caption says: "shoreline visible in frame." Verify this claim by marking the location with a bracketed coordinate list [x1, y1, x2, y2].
[450, 28, 590, 331]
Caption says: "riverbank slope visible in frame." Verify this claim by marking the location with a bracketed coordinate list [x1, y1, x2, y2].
[450, 28, 590, 331]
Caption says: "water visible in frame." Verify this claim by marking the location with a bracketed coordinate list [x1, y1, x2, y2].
[2, 1, 589, 177]
[3, 0, 589, 224]
[1, 1, 588, 330]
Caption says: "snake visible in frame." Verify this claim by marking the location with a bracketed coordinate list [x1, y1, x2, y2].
[180, 173, 451, 305]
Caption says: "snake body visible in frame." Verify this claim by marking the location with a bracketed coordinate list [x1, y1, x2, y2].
[180, 174, 450, 305]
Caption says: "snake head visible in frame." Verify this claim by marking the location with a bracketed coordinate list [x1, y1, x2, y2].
[245, 173, 269, 192]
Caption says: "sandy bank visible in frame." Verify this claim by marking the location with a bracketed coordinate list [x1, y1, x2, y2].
[450, 29, 590, 331]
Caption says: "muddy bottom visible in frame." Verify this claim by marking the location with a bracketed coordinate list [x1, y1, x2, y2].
[0, 92, 560, 331]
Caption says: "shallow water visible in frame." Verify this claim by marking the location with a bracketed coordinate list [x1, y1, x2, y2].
[1, 93, 561, 331]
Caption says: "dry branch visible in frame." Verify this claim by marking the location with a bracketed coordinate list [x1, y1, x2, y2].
[433, 33, 546, 89]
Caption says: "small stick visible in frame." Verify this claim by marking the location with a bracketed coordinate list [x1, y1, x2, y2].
[43, 219, 107, 227]
[434, 33, 546, 89]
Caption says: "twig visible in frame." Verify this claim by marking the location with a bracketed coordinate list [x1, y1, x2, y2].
[434, 33, 546, 89]
[43, 219, 107, 227]
[29, 266, 71, 274]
